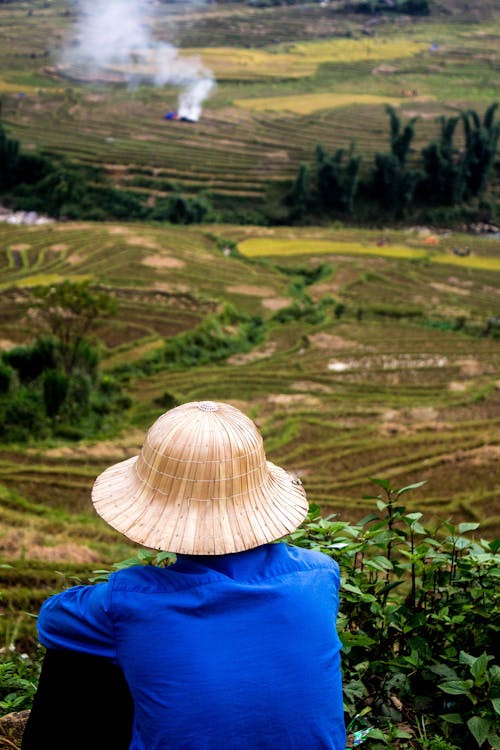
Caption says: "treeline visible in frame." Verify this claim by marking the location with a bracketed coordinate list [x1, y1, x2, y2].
[0, 123, 214, 224]
[212, 0, 430, 13]
[283, 103, 499, 225]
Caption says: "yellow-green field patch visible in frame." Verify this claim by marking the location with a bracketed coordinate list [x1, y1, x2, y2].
[239, 237, 426, 260]
[1, 273, 93, 289]
[235, 92, 413, 114]
[238, 237, 500, 271]
[432, 253, 500, 272]
[186, 37, 428, 81]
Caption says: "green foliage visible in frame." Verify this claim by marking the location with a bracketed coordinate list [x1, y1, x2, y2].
[0, 284, 128, 443]
[0, 122, 20, 190]
[370, 152, 419, 218]
[353, 0, 430, 13]
[0, 360, 13, 393]
[289, 478, 500, 749]
[42, 369, 69, 419]
[150, 192, 214, 224]
[30, 281, 116, 377]
[284, 143, 362, 221]
[0, 650, 41, 714]
[284, 163, 311, 221]
[1, 481, 498, 749]
[161, 304, 265, 369]
[461, 103, 500, 199]
[420, 116, 464, 206]
[315, 142, 362, 214]
[282, 103, 498, 225]
[2, 337, 57, 383]
[386, 105, 418, 167]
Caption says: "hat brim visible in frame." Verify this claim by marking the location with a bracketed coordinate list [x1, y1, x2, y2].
[91, 455, 309, 555]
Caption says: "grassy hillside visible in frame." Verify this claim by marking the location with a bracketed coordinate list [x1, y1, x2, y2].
[0, 0, 498, 215]
[1, 219, 499, 647]
[0, 0, 499, 650]
[1, 222, 498, 507]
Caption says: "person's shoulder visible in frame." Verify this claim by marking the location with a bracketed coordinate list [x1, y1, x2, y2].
[277, 543, 339, 572]
[108, 564, 172, 593]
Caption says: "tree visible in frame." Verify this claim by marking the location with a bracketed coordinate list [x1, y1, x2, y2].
[371, 152, 418, 217]
[0, 123, 20, 190]
[315, 143, 362, 214]
[386, 105, 418, 167]
[29, 281, 117, 377]
[285, 163, 311, 221]
[461, 103, 500, 198]
[420, 115, 465, 205]
[370, 108, 419, 217]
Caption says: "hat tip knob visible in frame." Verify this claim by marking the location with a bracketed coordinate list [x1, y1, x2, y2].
[197, 401, 218, 412]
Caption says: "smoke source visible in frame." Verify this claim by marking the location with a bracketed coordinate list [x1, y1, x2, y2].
[62, 0, 215, 121]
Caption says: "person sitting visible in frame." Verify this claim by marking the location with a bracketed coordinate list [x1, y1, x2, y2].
[26, 400, 346, 750]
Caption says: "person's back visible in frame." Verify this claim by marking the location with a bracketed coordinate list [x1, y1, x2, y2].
[30, 401, 346, 750]
[38, 543, 344, 749]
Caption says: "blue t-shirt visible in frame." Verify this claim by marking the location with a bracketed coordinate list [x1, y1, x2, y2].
[37, 542, 345, 750]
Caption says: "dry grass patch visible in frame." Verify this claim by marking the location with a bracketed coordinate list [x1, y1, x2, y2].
[261, 297, 290, 310]
[226, 284, 276, 296]
[127, 237, 162, 250]
[267, 393, 322, 408]
[309, 332, 362, 350]
[227, 342, 276, 365]
[142, 254, 186, 269]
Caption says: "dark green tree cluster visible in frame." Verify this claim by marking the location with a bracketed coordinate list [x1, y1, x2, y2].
[370, 106, 420, 218]
[352, 0, 430, 14]
[0, 122, 213, 224]
[284, 102, 499, 224]
[285, 143, 362, 220]
[0, 281, 130, 442]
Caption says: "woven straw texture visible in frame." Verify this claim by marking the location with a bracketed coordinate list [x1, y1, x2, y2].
[91, 401, 308, 554]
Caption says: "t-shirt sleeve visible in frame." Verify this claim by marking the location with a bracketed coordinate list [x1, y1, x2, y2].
[37, 580, 116, 660]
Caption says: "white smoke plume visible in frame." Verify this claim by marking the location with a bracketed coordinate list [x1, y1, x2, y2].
[62, 0, 215, 121]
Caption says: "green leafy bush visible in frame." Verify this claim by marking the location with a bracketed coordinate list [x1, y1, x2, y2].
[290, 478, 500, 749]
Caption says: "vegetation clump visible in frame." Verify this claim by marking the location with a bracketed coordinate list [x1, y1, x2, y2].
[284, 103, 499, 226]
[0, 281, 130, 442]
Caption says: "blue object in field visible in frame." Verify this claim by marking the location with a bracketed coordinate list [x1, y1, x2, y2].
[165, 111, 177, 120]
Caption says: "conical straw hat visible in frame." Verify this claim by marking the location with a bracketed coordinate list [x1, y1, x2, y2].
[91, 401, 309, 555]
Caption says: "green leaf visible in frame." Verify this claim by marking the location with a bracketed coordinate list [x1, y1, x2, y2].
[439, 679, 474, 695]
[404, 512, 423, 522]
[458, 522, 480, 534]
[491, 697, 500, 715]
[365, 555, 393, 572]
[440, 713, 464, 725]
[470, 652, 489, 682]
[369, 477, 392, 491]
[467, 715, 490, 747]
[396, 480, 426, 496]
[490, 539, 500, 553]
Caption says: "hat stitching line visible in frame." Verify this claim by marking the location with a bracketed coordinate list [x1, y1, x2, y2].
[136, 453, 265, 482]
[142, 435, 262, 464]
[133, 460, 300, 500]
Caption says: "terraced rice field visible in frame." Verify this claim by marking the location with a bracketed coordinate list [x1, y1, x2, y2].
[0, 0, 498, 208]
[1, 220, 498, 526]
